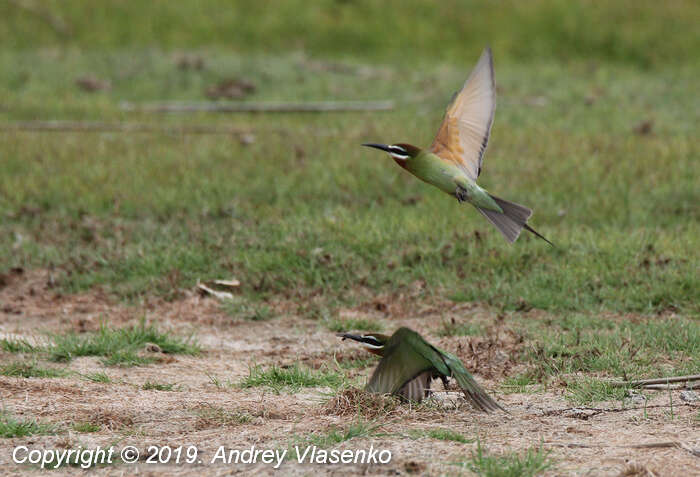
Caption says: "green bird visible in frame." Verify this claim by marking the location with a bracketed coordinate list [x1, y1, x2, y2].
[363, 47, 552, 245]
[338, 327, 504, 413]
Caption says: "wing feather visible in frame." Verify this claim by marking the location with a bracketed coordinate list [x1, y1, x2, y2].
[430, 47, 496, 181]
[366, 328, 435, 397]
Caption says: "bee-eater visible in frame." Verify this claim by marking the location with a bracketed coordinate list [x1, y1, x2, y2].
[363, 47, 552, 245]
[338, 327, 504, 412]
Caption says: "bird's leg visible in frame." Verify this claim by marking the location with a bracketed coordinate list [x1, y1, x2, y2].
[440, 376, 451, 391]
[455, 185, 469, 203]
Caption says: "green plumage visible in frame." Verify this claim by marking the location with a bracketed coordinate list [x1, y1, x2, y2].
[342, 327, 504, 413]
[406, 150, 503, 212]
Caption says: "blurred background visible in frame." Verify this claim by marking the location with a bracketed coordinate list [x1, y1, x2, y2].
[2, 0, 699, 66]
[0, 0, 698, 315]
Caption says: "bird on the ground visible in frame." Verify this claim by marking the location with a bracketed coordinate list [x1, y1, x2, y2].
[338, 327, 504, 412]
[362, 47, 552, 245]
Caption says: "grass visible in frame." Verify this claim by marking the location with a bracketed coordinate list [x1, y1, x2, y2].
[221, 298, 273, 322]
[0, 411, 56, 438]
[1, 47, 697, 316]
[142, 380, 179, 391]
[1, 1, 698, 69]
[72, 421, 101, 433]
[461, 441, 553, 477]
[334, 354, 378, 370]
[0, 361, 67, 378]
[47, 320, 200, 366]
[293, 420, 380, 450]
[522, 314, 699, 382]
[437, 320, 485, 337]
[79, 371, 112, 383]
[193, 405, 252, 427]
[410, 428, 474, 444]
[0, 322, 199, 367]
[0, 338, 37, 353]
[325, 318, 383, 333]
[565, 378, 629, 405]
[500, 374, 540, 394]
[239, 364, 345, 393]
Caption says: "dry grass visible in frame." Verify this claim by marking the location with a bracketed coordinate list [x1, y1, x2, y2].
[321, 388, 401, 419]
[0, 275, 698, 476]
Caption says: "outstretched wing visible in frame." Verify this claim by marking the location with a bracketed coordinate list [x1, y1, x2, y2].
[430, 47, 496, 181]
[441, 351, 505, 413]
[366, 328, 436, 397]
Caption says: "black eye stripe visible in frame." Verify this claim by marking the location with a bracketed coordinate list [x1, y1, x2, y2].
[360, 336, 382, 346]
[388, 145, 407, 154]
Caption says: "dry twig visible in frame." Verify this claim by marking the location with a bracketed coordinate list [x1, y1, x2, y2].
[547, 440, 700, 458]
[609, 374, 700, 388]
[0, 120, 246, 135]
[120, 100, 395, 113]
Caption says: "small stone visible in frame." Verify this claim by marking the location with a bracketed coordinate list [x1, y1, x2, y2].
[626, 389, 647, 405]
[144, 343, 162, 353]
[679, 390, 699, 403]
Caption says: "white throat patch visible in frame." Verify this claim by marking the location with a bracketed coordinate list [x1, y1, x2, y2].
[389, 152, 409, 161]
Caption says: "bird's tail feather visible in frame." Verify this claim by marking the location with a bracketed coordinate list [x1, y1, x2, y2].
[477, 195, 553, 246]
[452, 368, 506, 413]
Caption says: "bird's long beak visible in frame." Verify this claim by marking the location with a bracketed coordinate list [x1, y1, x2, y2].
[336, 332, 365, 342]
[361, 143, 392, 153]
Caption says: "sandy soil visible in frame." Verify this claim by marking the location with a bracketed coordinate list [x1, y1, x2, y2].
[0, 270, 698, 476]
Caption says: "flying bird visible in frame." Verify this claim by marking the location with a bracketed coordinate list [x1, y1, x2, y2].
[363, 47, 552, 245]
[338, 327, 504, 412]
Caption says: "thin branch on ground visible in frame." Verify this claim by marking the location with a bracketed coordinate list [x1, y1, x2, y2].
[609, 374, 700, 387]
[540, 402, 696, 417]
[0, 121, 248, 135]
[641, 382, 700, 391]
[547, 440, 700, 458]
[120, 100, 395, 113]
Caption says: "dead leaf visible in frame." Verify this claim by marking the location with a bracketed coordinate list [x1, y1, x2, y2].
[213, 279, 241, 289]
[633, 119, 653, 136]
[75, 75, 111, 92]
[196, 282, 233, 300]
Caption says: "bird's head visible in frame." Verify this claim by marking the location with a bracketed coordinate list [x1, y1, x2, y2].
[337, 332, 390, 356]
[362, 143, 421, 164]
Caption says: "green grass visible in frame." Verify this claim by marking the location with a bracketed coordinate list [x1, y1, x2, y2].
[72, 421, 101, 433]
[410, 428, 474, 444]
[142, 380, 179, 391]
[79, 371, 112, 383]
[239, 364, 344, 393]
[1, 1, 698, 69]
[523, 314, 699, 382]
[461, 441, 552, 477]
[0, 411, 56, 438]
[437, 320, 485, 337]
[334, 354, 378, 370]
[1, 47, 697, 316]
[294, 421, 379, 450]
[47, 320, 200, 366]
[0, 361, 67, 378]
[0, 338, 37, 353]
[565, 378, 629, 405]
[221, 298, 273, 322]
[500, 374, 540, 394]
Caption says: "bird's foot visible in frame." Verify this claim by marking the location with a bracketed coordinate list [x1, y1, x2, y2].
[455, 186, 469, 203]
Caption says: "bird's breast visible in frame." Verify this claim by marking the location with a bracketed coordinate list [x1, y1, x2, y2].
[403, 154, 465, 195]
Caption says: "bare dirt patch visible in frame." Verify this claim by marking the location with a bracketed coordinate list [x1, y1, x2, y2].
[0, 272, 698, 476]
